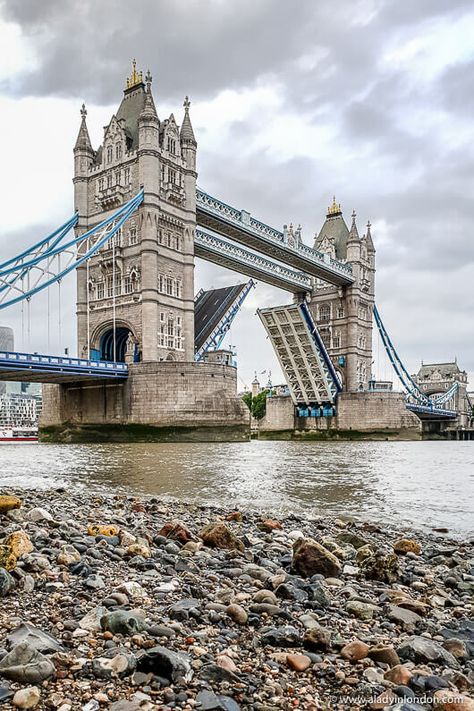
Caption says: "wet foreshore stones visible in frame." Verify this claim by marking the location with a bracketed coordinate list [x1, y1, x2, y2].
[291, 537, 342, 578]
[0, 489, 472, 709]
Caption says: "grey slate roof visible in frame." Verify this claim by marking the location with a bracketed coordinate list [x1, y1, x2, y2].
[116, 84, 148, 149]
[315, 213, 350, 260]
[417, 362, 461, 379]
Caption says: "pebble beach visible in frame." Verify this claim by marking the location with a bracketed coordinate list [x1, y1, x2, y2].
[0, 490, 472, 710]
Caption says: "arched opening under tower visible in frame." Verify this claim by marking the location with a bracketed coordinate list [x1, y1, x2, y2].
[100, 327, 131, 363]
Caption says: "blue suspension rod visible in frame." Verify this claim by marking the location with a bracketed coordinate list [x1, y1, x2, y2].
[373, 305, 428, 403]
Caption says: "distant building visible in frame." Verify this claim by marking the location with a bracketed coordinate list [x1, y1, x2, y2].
[0, 393, 42, 429]
[0, 326, 42, 427]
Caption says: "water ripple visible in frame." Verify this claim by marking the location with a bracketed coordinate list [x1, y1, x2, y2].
[0, 441, 472, 535]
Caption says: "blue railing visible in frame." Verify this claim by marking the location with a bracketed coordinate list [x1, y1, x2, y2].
[0, 351, 128, 379]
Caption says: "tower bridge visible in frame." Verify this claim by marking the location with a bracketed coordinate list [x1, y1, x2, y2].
[0, 61, 469, 441]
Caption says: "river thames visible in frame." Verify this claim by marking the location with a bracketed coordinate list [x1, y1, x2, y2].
[1, 440, 472, 535]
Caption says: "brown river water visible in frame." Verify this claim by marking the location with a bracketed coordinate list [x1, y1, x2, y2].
[0, 440, 472, 535]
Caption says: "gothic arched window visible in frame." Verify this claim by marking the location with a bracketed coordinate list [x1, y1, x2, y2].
[116, 143, 122, 160]
[107, 145, 113, 163]
[319, 304, 330, 322]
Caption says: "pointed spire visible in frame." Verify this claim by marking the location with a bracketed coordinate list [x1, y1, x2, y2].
[74, 103, 93, 152]
[348, 209, 359, 242]
[365, 219, 375, 252]
[139, 79, 158, 122]
[145, 69, 152, 91]
[180, 95, 196, 145]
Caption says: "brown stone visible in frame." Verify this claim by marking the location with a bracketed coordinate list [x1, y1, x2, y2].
[226, 511, 242, 522]
[226, 603, 248, 625]
[87, 524, 120, 537]
[287, 654, 312, 672]
[291, 538, 342, 578]
[5, 531, 33, 558]
[443, 638, 468, 660]
[0, 495, 22, 514]
[126, 538, 151, 558]
[393, 538, 422, 555]
[387, 604, 422, 629]
[199, 522, 244, 551]
[0, 545, 17, 571]
[360, 551, 400, 583]
[260, 519, 282, 532]
[384, 664, 413, 685]
[432, 690, 474, 710]
[340, 640, 369, 662]
[303, 626, 331, 652]
[157, 520, 194, 544]
[368, 644, 400, 667]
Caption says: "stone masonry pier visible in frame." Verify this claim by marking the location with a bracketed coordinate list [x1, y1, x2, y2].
[40, 362, 250, 442]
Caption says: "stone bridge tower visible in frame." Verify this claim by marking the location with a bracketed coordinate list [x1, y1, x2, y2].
[74, 61, 196, 364]
[307, 198, 376, 392]
[413, 361, 472, 428]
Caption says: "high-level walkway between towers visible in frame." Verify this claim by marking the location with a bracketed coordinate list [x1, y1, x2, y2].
[196, 189, 354, 287]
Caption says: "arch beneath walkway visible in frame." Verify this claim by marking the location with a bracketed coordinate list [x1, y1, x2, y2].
[100, 327, 131, 363]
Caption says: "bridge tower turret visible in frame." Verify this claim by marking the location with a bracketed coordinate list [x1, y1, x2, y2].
[74, 60, 196, 364]
[309, 198, 375, 392]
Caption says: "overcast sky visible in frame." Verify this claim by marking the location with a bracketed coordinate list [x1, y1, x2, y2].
[0, 0, 473, 390]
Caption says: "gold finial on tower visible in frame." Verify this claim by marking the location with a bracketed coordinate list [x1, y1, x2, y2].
[327, 195, 342, 217]
[126, 59, 143, 89]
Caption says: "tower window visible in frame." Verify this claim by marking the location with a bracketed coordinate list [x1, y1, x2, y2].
[129, 226, 138, 245]
[107, 146, 113, 163]
[116, 143, 122, 160]
[124, 167, 130, 185]
[319, 304, 330, 322]
[167, 137, 176, 155]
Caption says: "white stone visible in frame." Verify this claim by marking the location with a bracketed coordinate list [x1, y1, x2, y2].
[26, 507, 53, 522]
[12, 687, 40, 709]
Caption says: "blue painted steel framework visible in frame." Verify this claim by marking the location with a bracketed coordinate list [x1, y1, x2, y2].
[373, 305, 457, 419]
[0, 191, 144, 309]
[0, 350, 128, 383]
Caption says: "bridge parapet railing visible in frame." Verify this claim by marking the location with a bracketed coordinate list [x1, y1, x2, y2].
[0, 350, 128, 372]
[196, 189, 353, 277]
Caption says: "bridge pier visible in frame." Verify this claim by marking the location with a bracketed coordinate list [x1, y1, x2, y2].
[40, 361, 250, 442]
[256, 391, 422, 440]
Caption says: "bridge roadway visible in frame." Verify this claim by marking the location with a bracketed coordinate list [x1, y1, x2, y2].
[406, 402, 457, 420]
[196, 189, 354, 287]
[0, 351, 128, 384]
[195, 229, 313, 293]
